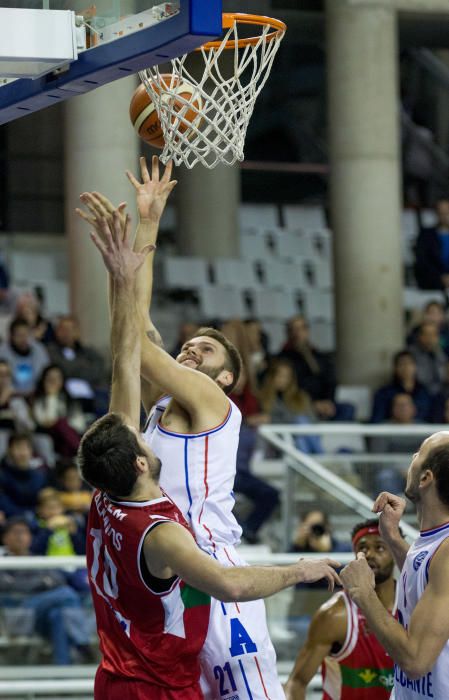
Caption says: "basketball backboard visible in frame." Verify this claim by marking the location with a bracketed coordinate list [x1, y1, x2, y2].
[0, 0, 221, 124]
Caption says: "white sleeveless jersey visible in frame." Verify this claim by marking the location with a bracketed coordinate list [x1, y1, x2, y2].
[393, 520, 449, 700]
[143, 395, 243, 553]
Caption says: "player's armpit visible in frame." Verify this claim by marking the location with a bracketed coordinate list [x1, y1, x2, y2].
[285, 597, 347, 700]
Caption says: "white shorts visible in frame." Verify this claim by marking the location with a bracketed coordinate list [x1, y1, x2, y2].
[199, 545, 286, 700]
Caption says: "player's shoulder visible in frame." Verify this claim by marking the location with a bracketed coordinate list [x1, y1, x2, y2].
[308, 592, 347, 644]
[428, 534, 449, 581]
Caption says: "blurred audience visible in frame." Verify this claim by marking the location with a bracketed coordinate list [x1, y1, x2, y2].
[245, 318, 270, 382]
[415, 197, 449, 290]
[32, 488, 86, 556]
[279, 316, 353, 420]
[371, 350, 431, 423]
[0, 516, 92, 665]
[14, 292, 54, 344]
[230, 368, 279, 544]
[0, 433, 48, 519]
[47, 315, 106, 393]
[407, 300, 449, 356]
[31, 365, 89, 457]
[0, 319, 49, 395]
[259, 358, 322, 454]
[407, 321, 447, 395]
[291, 510, 348, 554]
[56, 461, 92, 517]
[0, 359, 34, 432]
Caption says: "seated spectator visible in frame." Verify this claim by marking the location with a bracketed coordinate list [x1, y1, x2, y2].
[279, 315, 353, 420]
[369, 393, 423, 495]
[371, 350, 431, 422]
[0, 516, 93, 665]
[245, 318, 270, 383]
[0, 318, 49, 395]
[414, 197, 449, 290]
[47, 315, 106, 393]
[408, 321, 447, 395]
[170, 321, 199, 358]
[0, 432, 48, 519]
[407, 300, 449, 356]
[429, 360, 449, 422]
[259, 358, 322, 454]
[31, 365, 89, 457]
[0, 359, 34, 432]
[229, 368, 279, 544]
[32, 488, 85, 556]
[56, 461, 92, 517]
[14, 292, 54, 344]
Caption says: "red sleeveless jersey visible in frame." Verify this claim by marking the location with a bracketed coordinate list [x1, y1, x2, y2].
[322, 591, 394, 699]
[86, 490, 211, 695]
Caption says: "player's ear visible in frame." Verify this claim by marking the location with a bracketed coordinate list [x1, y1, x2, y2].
[217, 369, 233, 390]
[135, 455, 148, 474]
[419, 468, 434, 489]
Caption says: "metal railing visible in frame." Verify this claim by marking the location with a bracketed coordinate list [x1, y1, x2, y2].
[257, 422, 441, 549]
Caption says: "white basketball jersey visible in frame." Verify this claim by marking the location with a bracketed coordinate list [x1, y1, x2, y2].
[143, 395, 243, 553]
[393, 520, 449, 699]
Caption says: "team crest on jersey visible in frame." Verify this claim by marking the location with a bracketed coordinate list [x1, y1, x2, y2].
[413, 551, 428, 571]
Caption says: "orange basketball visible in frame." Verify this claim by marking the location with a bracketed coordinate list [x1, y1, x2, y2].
[129, 74, 202, 149]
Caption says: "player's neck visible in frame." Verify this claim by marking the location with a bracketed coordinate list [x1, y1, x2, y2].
[374, 576, 396, 610]
[418, 499, 449, 532]
[126, 479, 162, 503]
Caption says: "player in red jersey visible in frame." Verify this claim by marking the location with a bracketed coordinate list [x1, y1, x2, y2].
[285, 520, 396, 700]
[81, 211, 342, 700]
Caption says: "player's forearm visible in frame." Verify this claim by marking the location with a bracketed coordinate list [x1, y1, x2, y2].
[111, 279, 138, 359]
[134, 220, 159, 327]
[382, 531, 409, 571]
[352, 587, 418, 678]
[220, 564, 302, 602]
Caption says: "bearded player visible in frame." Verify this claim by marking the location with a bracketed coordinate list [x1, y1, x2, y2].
[285, 519, 396, 700]
[79, 158, 336, 699]
[340, 432, 449, 700]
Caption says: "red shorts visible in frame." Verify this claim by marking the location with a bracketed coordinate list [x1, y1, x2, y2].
[95, 667, 203, 700]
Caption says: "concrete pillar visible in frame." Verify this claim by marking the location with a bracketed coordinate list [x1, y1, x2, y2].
[326, 0, 404, 386]
[64, 76, 139, 354]
[176, 163, 240, 257]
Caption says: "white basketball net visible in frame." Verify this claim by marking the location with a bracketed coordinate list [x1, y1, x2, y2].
[139, 16, 285, 169]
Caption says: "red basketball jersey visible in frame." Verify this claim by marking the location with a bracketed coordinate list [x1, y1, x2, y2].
[322, 592, 394, 699]
[86, 490, 211, 695]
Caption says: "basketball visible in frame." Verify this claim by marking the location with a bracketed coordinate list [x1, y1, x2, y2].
[129, 74, 202, 149]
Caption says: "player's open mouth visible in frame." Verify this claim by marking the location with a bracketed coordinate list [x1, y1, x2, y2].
[182, 358, 199, 367]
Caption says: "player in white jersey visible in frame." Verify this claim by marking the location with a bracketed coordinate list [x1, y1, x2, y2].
[339, 430, 449, 700]
[77, 157, 330, 699]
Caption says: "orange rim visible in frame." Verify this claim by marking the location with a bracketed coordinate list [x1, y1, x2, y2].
[199, 13, 286, 51]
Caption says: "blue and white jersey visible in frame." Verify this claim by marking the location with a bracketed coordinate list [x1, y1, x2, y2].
[143, 395, 243, 554]
[393, 520, 449, 699]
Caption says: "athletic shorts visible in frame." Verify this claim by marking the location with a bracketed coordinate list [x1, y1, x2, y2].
[95, 667, 203, 700]
[199, 546, 286, 700]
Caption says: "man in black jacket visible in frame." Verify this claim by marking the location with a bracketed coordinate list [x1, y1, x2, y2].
[415, 198, 449, 290]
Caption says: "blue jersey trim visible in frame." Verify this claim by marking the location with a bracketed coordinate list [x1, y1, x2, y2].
[184, 438, 193, 519]
[420, 520, 449, 537]
[238, 659, 253, 699]
[156, 404, 232, 439]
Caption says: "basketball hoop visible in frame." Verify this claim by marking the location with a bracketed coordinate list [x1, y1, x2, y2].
[138, 13, 286, 169]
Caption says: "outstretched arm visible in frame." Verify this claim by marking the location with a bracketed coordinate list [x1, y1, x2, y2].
[285, 598, 347, 700]
[89, 211, 154, 429]
[144, 522, 342, 602]
[341, 544, 449, 680]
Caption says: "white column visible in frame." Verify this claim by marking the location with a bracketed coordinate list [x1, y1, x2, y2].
[64, 76, 139, 354]
[176, 163, 240, 257]
[326, 0, 404, 386]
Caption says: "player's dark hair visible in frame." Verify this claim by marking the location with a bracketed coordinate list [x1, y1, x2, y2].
[351, 518, 404, 541]
[77, 413, 144, 497]
[193, 327, 242, 394]
[421, 445, 449, 507]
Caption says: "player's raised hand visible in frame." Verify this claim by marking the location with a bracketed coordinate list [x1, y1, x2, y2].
[90, 209, 155, 282]
[296, 558, 342, 592]
[340, 552, 375, 602]
[76, 191, 127, 247]
[126, 156, 177, 223]
[373, 491, 406, 540]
